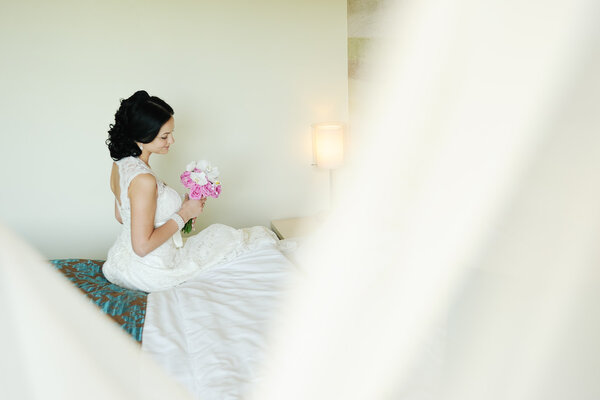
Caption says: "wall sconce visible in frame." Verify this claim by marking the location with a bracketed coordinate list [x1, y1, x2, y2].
[312, 122, 345, 210]
[312, 122, 344, 169]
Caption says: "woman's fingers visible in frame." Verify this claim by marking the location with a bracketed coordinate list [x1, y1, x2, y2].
[183, 196, 207, 216]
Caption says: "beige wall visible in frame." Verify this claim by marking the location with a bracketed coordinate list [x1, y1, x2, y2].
[0, 0, 348, 259]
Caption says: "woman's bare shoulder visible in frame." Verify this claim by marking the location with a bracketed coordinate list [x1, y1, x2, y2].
[129, 173, 157, 195]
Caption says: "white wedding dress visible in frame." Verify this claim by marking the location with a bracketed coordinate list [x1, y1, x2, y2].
[102, 156, 280, 292]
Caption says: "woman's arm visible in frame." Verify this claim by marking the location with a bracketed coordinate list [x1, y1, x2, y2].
[128, 173, 201, 257]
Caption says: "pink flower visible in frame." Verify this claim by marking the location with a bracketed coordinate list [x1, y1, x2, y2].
[180, 171, 194, 188]
[202, 184, 219, 198]
[202, 185, 213, 198]
[189, 185, 204, 199]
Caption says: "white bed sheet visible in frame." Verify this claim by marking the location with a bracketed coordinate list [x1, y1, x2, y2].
[141, 245, 295, 400]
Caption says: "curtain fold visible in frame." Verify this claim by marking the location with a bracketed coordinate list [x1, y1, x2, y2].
[0, 225, 193, 400]
[250, 1, 600, 399]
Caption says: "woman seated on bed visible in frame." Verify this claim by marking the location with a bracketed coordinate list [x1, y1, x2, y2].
[103, 90, 279, 292]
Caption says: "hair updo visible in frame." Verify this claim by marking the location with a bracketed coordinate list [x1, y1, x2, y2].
[106, 90, 174, 160]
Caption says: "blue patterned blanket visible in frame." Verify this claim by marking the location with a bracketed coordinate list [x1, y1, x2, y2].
[49, 259, 147, 342]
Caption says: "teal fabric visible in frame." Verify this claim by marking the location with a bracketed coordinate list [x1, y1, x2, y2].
[49, 259, 147, 342]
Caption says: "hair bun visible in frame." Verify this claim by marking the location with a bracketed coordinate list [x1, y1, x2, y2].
[130, 90, 150, 105]
[117, 90, 150, 125]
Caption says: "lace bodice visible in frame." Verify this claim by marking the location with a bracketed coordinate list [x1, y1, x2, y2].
[102, 156, 282, 292]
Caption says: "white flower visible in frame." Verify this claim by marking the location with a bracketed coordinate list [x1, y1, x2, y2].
[190, 171, 208, 185]
[196, 160, 219, 181]
[185, 161, 197, 172]
[196, 160, 210, 171]
[206, 166, 219, 181]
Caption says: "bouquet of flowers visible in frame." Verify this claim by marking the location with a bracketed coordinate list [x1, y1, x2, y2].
[180, 160, 222, 233]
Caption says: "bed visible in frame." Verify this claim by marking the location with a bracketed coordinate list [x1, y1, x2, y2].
[49, 259, 147, 342]
[50, 244, 295, 400]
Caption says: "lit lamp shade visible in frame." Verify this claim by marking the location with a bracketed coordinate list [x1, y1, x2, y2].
[312, 122, 344, 169]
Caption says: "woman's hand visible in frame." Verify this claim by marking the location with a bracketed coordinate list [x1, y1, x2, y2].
[178, 195, 206, 222]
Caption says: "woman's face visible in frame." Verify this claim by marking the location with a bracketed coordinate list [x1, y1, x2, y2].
[143, 116, 175, 155]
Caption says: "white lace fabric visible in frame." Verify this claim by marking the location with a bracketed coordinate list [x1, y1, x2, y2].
[102, 156, 280, 292]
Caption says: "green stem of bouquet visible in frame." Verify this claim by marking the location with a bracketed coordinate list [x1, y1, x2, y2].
[182, 219, 194, 234]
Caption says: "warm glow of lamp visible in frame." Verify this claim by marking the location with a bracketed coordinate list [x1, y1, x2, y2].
[312, 122, 344, 169]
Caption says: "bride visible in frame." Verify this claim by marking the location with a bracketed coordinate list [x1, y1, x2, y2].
[103, 90, 278, 292]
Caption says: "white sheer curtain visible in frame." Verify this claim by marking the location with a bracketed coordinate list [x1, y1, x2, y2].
[0, 225, 193, 400]
[250, 0, 600, 399]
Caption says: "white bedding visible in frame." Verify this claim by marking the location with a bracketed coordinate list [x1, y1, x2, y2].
[141, 245, 295, 400]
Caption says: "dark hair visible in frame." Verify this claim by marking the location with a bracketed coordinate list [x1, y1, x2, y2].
[106, 90, 174, 160]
